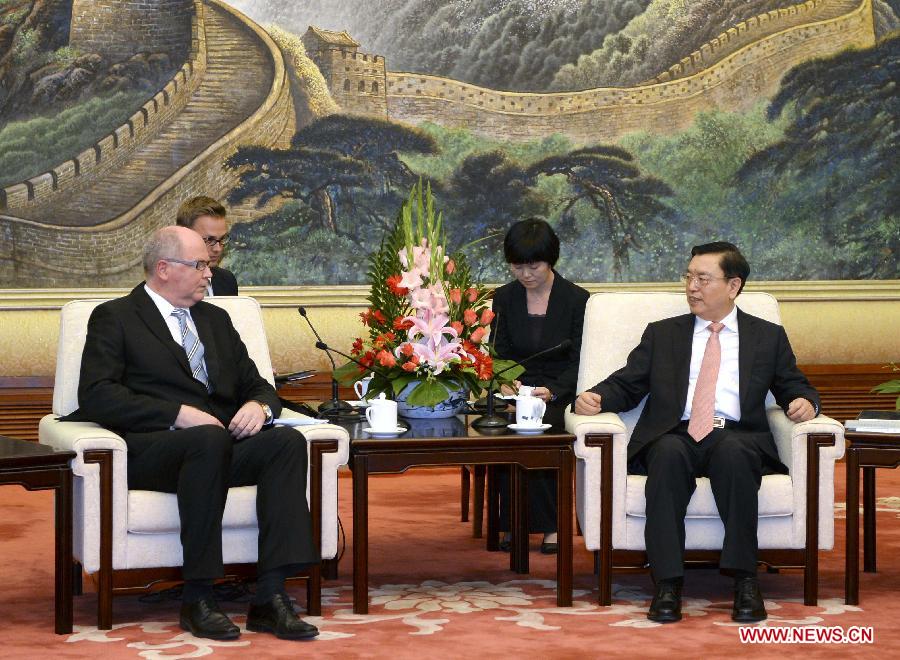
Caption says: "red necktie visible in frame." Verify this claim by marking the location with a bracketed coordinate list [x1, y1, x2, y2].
[688, 322, 725, 442]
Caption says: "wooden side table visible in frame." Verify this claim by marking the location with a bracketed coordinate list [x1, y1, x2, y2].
[0, 435, 76, 633]
[844, 430, 900, 605]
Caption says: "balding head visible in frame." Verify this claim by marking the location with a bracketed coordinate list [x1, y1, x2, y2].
[143, 226, 211, 307]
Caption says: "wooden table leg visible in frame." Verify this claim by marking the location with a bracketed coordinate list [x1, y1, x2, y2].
[510, 465, 528, 574]
[55, 467, 73, 634]
[556, 449, 573, 607]
[472, 465, 485, 539]
[845, 448, 860, 605]
[863, 466, 876, 573]
[486, 466, 499, 551]
[352, 454, 369, 614]
[460, 466, 470, 523]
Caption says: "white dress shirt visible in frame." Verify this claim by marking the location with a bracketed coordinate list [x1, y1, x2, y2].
[144, 284, 205, 369]
[681, 305, 741, 422]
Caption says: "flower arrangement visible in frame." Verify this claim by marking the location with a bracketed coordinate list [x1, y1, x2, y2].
[334, 180, 523, 408]
[872, 362, 900, 410]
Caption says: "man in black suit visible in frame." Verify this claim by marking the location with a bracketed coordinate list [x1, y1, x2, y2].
[575, 242, 819, 624]
[69, 226, 317, 641]
[176, 196, 239, 296]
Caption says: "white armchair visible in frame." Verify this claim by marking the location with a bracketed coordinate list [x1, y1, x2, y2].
[565, 292, 844, 605]
[39, 296, 349, 628]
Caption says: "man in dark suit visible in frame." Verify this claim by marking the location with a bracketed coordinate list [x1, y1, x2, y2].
[69, 226, 317, 641]
[575, 242, 819, 624]
[176, 196, 238, 296]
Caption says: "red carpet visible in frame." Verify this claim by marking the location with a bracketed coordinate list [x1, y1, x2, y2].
[1, 466, 898, 657]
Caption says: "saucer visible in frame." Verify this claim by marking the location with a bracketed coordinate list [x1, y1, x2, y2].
[362, 426, 407, 437]
[508, 423, 552, 434]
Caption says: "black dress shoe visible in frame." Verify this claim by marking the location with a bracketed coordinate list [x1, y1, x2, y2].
[539, 541, 558, 555]
[647, 582, 682, 623]
[732, 577, 767, 622]
[179, 598, 240, 640]
[247, 593, 319, 640]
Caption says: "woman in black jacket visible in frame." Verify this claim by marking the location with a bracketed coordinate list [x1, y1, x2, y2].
[491, 218, 589, 553]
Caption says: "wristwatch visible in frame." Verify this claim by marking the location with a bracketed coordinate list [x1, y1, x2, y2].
[254, 401, 273, 425]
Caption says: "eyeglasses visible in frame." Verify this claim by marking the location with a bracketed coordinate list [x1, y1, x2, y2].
[163, 258, 211, 271]
[203, 235, 230, 247]
[680, 273, 731, 287]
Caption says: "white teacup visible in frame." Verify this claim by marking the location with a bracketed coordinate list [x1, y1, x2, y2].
[515, 395, 546, 427]
[365, 393, 398, 431]
[354, 375, 374, 402]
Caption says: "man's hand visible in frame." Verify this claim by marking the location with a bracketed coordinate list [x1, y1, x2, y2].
[228, 401, 266, 440]
[786, 397, 816, 422]
[174, 405, 224, 429]
[574, 391, 603, 415]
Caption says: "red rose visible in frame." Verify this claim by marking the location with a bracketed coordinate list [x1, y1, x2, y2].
[480, 308, 495, 326]
[445, 259, 456, 275]
[464, 308, 478, 326]
[450, 321, 464, 335]
[470, 326, 486, 344]
[466, 288, 478, 303]
[401, 361, 417, 372]
[449, 288, 462, 304]
[376, 349, 396, 368]
[400, 342, 415, 357]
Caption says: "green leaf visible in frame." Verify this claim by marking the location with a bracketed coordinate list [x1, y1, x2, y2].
[333, 361, 363, 386]
[390, 373, 417, 395]
[405, 379, 451, 407]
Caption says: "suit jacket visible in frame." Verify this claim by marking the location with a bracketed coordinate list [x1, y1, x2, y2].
[210, 266, 238, 296]
[589, 308, 819, 470]
[491, 272, 589, 404]
[65, 284, 279, 436]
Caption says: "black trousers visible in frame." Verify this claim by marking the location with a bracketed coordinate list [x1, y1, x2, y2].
[124, 424, 318, 581]
[639, 426, 766, 581]
[497, 400, 566, 534]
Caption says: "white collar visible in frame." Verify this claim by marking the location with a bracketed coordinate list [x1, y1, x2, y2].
[144, 283, 180, 319]
[693, 305, 738, 334]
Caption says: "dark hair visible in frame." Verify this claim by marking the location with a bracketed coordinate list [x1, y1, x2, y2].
[503, 218, 560, 266]
[176, 196, 227, 228]
[690, 241, 750, 294]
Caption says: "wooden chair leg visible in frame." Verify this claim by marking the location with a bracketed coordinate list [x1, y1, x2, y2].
[472, 465, 485, 538]
[460, 466, 471, 522]
[486, 466, 500, 551]
[306, 564, 322, 615]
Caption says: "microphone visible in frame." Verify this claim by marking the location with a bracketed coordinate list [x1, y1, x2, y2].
[471, 338, 574, 429]
[315, 341, 391, 381]
[297, 307, 356, 419]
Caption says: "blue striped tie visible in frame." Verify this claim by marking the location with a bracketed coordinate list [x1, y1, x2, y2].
[172, 308, 210, 390]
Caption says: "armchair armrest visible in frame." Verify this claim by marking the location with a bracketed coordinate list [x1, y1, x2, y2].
[38, 415, 127, 476]
[564, 411, 628, 461]
[766, 408, 845, 474]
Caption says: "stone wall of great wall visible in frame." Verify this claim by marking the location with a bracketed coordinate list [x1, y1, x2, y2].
[385, 0, 874, 143]
[0, 0, 295, 287]
[0, 0, 208, 214]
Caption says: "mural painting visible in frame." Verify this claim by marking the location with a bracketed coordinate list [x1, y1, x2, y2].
[0, 0, 897, 289]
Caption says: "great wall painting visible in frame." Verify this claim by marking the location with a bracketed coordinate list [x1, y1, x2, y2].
[0, 0, 897, 288]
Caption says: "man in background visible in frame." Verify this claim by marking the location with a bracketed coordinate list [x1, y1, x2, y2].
[176, 196, 238, 295]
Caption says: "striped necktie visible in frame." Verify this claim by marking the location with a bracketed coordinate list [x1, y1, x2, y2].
[687, 321, 725, 442]
[171, 308, 210, 390]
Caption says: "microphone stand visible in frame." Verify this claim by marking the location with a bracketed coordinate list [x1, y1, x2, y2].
[297, 307, 357, 419]
[470, 339, 573, 430]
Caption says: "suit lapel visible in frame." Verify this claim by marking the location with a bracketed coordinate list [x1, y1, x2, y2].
[737, 308, 756, 410]
[130, 285, 193, 377]
[673, 315, 695, 411]
[191, 303, 219, 390]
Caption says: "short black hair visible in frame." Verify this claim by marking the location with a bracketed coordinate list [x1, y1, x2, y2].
[690, 241, 750, 294]
[503, 218, 560, 266]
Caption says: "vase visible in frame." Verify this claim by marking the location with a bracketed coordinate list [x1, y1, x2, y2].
[395, 381, 469, 419]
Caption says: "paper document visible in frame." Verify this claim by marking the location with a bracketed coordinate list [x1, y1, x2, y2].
[273, 417, 329, 426]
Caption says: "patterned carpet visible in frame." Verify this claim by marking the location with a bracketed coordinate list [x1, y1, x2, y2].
[1, 467, 898, 658]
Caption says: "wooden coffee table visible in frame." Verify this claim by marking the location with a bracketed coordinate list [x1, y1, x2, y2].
[342, 414, 575, 614]
[0, 435, 76, 633]
[844, 430, 900, 605]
